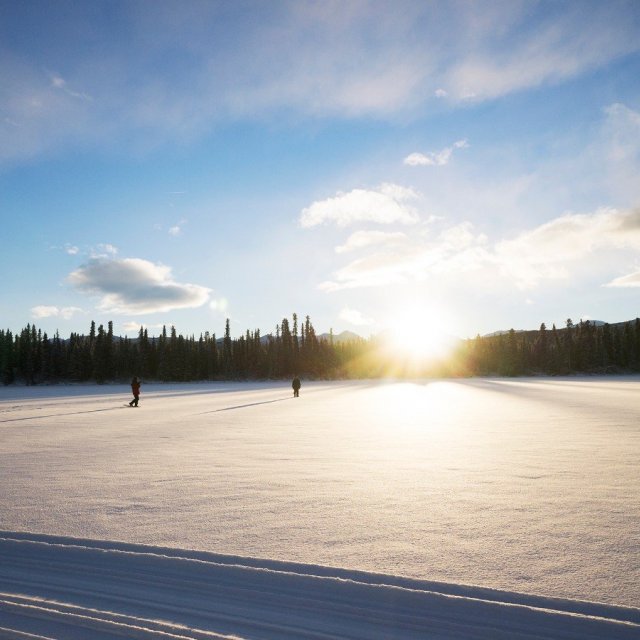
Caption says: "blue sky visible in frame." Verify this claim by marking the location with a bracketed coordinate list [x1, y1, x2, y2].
[1, 0, 639, 340]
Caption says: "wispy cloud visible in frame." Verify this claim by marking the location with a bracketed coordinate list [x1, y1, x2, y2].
[300, 183, 420, 228]
[319, 207, 640, 292]
[68, 257, 211, 314]
[442, 3, 640, 102]
[494, 207, 640, 287]
[404, 140, 469, 167]
[319, 222, 488, 292]
[600, 103, 640, 202]
[89, 244, 119, 258]
[49, 72, 92, 102]
[3, 3, 636, 164]
[606, 270, 640, 288]
[168, 219, 187, 236]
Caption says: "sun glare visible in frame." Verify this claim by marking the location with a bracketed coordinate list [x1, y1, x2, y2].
[384, 303, 456, 362]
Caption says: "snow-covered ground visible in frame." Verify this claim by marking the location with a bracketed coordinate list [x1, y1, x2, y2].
[1, 378, 639, 638]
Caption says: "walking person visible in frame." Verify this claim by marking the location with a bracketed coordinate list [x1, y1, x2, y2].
[292, 376, 301, 398]
[129, 376, 141, 407]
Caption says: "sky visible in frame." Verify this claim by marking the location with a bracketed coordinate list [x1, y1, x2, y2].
[1, 0, 639, 341]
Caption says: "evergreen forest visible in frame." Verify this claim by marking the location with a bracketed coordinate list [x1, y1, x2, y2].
[1, 314, 639, 385]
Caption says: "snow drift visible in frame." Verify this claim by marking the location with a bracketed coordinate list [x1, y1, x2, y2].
[1, 532, 639, 640]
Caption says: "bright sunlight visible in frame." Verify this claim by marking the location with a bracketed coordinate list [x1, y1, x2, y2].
[384, 302, 457, 362]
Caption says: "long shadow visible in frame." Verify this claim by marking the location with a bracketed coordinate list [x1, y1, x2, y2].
[0, 405, 127, 423]
[197, 397, 292, 414]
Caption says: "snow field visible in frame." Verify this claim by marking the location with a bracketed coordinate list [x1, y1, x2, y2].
[1, 377, 639, 637]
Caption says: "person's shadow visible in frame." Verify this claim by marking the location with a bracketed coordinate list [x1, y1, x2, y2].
[197, 397, 292, 414]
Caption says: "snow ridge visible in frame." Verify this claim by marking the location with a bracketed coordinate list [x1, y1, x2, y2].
[1, 532, 638, 640]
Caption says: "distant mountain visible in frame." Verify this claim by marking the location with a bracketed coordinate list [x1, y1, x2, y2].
[482, 329, 526, 338]
[251, 330, 362, 344]
[318, 330, 363, 343]
[483, 319, 608, 338]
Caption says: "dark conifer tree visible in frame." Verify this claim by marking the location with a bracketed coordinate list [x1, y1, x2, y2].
[534, 323, 548, 372]
[292, 313, 300, 373]
[223, 318, 233, 377]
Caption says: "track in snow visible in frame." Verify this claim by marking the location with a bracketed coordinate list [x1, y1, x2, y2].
[1, 532, 638, 640]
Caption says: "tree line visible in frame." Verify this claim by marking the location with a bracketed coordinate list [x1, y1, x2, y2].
[461, 318, 640, 377]
[1, 315, 639, 385]
[0, 314, 344, 385]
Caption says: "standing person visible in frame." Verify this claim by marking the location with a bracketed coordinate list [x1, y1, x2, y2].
[292, 376, 301, 398]
[129, 376, 141, 407]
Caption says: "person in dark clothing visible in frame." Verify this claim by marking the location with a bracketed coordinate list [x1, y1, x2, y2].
[292, 376, 301, 397]
[129, 376, 141, 407]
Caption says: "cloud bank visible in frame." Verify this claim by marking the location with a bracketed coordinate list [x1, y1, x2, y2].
[68, 257, 211, 315]
[316, 206, 640, 292]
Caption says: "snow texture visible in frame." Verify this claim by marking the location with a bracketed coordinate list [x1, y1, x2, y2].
[1, 378, 639, 638]
[1, 532, 639, 639]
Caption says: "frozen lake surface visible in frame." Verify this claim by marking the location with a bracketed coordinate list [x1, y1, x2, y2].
[1, 377, 639, 637]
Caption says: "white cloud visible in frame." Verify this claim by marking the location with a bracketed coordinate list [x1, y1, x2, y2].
[404, 140, 469, 167]
[31, 306, 60, 319]
[339, 307, 374, 327]
[68, 257, 211, 314]
[300, 183, 420, 228]
[32, 305, 83, 319]
[320, 245, 447, 292]
[494, 207, 640, 287]
[319, 207, 640, 292]
[168, 218, 188, 236]
[65, 245, 80, 255]
[605, 270, 640, 288]
[438, 222, 486, 251]
[335, 230, 407, 254]
[89, 244, 119, 259]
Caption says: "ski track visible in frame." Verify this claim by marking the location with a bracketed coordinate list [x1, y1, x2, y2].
[1, 533, 638, 640]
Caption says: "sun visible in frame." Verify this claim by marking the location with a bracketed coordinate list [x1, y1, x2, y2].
[384, 302, 457, 362]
